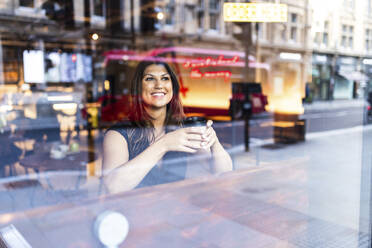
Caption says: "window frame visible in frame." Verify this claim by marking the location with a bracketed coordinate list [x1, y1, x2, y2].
[91, 0, 106, 26]
[340, 24, 354, 49]
[196, 0, 205, 32]
[15, 0, 46, 17]
[208, 0, 220, 32]
[289, 12, 301, 43]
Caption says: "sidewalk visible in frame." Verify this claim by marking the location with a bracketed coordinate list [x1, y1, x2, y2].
[231, 124, 372, 171]
[303, 99, 368, 113]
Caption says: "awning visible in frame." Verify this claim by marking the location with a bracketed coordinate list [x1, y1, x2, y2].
[338, 71, 369, 82]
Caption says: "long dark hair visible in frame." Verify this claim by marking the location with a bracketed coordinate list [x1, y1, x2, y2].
[127, 61, 184, 156]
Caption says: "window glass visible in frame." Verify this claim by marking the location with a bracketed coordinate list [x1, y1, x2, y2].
[165, 0, 175, 25]
[366, 28, 372, 51]
[0, 1, 371, 247]
[342, 35, 347, 47]
[291, 13, 297, 23]
[208, 0, 219, 30]
[209, 0, 219, 10]
[323, 32, 328, 45]
[197, 2, 204, 30]
[209, 13, 219, 30]
[290, 26, 297, 41]
[94, 0, 104, 16]
[19, 0, 33, 8]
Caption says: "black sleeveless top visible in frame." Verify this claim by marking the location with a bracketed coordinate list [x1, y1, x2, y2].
[107, 122, 188, 188]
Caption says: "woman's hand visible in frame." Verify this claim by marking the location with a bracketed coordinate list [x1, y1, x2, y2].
[201, 120, 233, 173]
[200, 120, 219, 150]
[158, 126, 207, 153]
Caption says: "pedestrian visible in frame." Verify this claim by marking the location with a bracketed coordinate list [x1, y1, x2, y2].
[102, 61, 232, 192]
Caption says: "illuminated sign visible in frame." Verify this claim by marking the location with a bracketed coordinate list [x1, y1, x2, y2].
[279, 52, 302, 61]
[190, 69, 232, 82]
[71, 54, 77, 62]
[363, 59, 372, 65]
[23, 50, 45, 83]
[183, 56, 238, 82]
[223, 3, 288, 22]
[183, 56, 239, 68]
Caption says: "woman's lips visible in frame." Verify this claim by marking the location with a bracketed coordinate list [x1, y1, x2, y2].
[151, 92, 165, 96]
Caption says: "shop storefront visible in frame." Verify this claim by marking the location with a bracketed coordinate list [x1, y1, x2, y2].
[311, 53, 333, 100]
[0, 40, 96, 143]
[334, 56, 359, 100]
[103, 46, 270, 119]
[363, 58, 372, 96]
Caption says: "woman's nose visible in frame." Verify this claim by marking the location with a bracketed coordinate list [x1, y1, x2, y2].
[154, 79, 163, 88]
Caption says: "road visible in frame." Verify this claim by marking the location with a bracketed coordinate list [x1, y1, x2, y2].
[303, 106, 367, 133]
[213, 105, 369, 146]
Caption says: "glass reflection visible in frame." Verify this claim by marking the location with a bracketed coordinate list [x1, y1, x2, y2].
[0, 0, 371, 247]
[102, 61, 232, 193]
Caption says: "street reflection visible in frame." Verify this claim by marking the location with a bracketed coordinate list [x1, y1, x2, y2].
[0, 0, 372, 247]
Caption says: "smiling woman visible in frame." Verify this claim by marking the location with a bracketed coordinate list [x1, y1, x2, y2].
[102, 61, 232, 193]
[141, 64, 174, 111]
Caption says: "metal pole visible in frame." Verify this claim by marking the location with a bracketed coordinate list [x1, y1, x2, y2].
[0, 35, 3, 85]
[130, 0, 136, 47]
[242, 22, 254, 152]
[244, 115, 250, 151]
[243, 23, 255, 82]
[243, 23, 250, 82]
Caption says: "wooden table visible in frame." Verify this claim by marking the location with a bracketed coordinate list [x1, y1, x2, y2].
[0, 168, 365, 248]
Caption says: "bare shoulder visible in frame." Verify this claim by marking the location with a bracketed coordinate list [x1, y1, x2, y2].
[103, 130, 129, 170]
[104, 130, 128, 145]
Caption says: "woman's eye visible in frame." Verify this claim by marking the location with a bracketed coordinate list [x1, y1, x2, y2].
[162, 77, 170, 81]
[145, 77, 154, 81]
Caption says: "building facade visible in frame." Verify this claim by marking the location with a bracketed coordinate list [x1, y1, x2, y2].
[310, 0, 372, 101]
[2, 0, 369, 123]
[130, 0, 312, 114]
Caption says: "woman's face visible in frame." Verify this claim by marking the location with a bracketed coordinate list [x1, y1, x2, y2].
[141, 64, 173, 109]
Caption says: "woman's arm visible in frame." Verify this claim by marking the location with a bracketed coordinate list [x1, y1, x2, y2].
[210, 138, 233, 173]
[103, 127, 206, 193]
[103, 130, 167, 193]
[204, 121, 233, 174]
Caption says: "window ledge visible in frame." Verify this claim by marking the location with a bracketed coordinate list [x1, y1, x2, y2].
[91, 15, 106, 27]
[15, 7, 46, 18]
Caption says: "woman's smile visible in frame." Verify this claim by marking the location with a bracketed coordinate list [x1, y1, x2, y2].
[142, 64, 173, 108]
[151, 92, 166, 97]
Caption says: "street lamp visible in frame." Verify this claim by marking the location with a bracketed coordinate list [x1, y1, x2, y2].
[157, 12, 164, 20]
[91, 33, 99, 41]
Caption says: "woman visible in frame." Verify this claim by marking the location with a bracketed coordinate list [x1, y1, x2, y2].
[103, 61, 232, 192]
